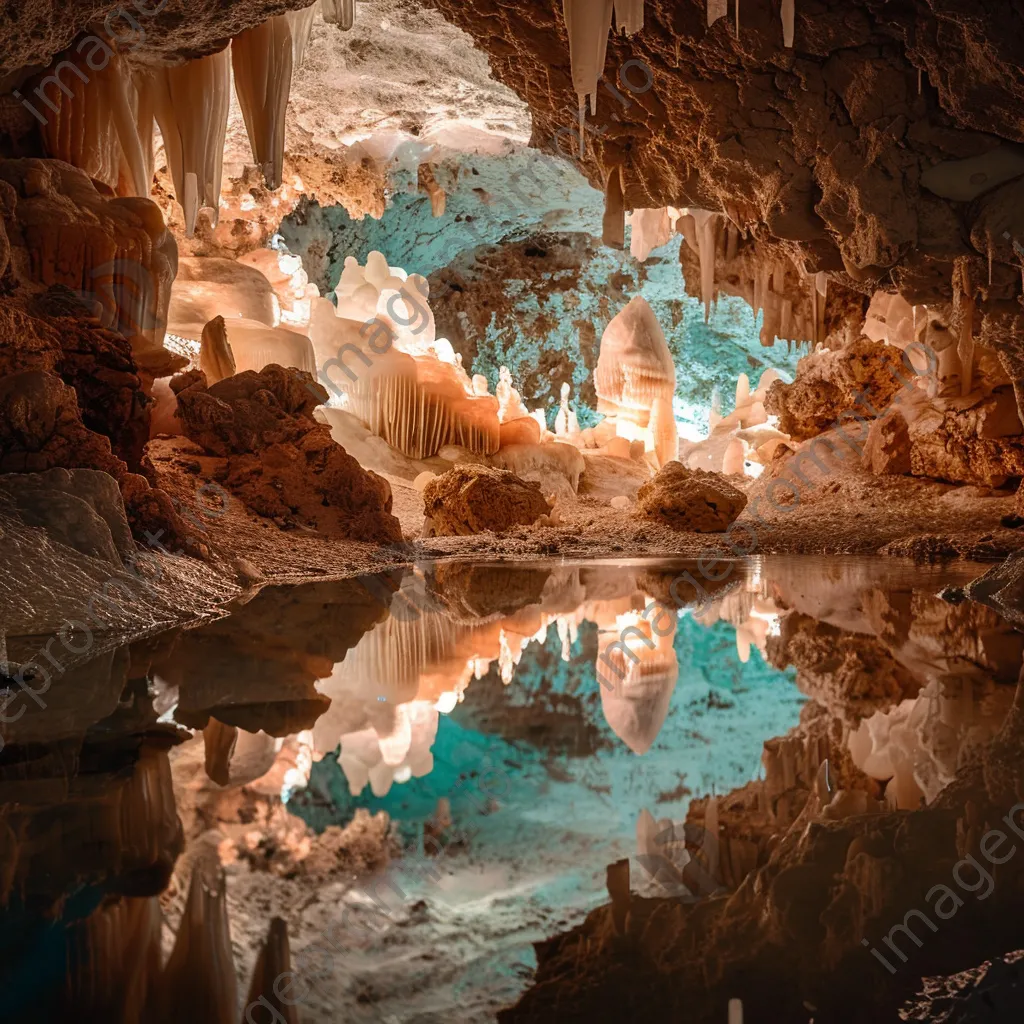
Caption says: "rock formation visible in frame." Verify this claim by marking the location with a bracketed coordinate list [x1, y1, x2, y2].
[422, 464, 552, 536]
[636, 460, 747, 532]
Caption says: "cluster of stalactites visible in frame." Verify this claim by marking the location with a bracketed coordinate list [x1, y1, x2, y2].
[142, 48, 230, 237]
[30, 50, 150, 199]
[561, 0, 644, 157]
[29, 3, 320, 231]
[231, 5, 316, 192]
[752, 261, 828, 350]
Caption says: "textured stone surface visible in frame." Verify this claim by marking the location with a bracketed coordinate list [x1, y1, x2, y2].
[0, 467, 134, 566]
[862, 407, 913, 475]
[422, 464, 551, 536]
[766, 339, 911, 441]
[636, 460, 747, 532]
[170, 366, 402, 544]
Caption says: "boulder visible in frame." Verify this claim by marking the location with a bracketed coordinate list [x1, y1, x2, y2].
[168, 365, 402, 544]
[635, 461, 748, 532]
[422, 464, 551, 536]
[0, 467, 134, 566]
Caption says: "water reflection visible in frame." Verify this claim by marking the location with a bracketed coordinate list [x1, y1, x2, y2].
[0, 556, 1019, 1022]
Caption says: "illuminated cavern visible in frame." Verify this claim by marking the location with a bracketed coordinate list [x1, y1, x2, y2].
[4, 0, 1024, 1021]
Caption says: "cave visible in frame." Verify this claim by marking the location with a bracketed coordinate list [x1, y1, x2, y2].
[3, 0, 1024, 1021]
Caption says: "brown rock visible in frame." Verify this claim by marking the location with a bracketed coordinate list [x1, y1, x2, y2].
[422, 464, 551, 536]
[862, 407, 912, 475]
[169, 365, 402, 544]
[635, 461, 747, 533]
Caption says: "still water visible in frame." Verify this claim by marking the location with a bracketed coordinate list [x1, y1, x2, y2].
[0, 555, 1016, 1022]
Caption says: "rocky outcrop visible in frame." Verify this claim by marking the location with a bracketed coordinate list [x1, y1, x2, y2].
[635, 460, 747, 532]
[169, 366, 402, 544]
[422, 464, 551, 536]
[765, 339, 911, 441]
[862, 407, 913, 475]
[0, 467, 134, 567]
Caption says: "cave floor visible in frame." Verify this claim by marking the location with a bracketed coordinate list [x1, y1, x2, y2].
[2, 553, 1019, 1023]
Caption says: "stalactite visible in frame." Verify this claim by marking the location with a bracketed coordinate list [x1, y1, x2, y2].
[954, 260, 975, 397]
[708, 0, 727, 26]
[232, 13, 299, 190]
[245, 919, 299, 1024]
[322, 0, 356, 30]
[35, 52, 149, 197]
[602, 165, 625, 250]
[562, 0, 614, 156]
[688, 210, 722, 323]
[781, 0, 795, 47]
[613, 0, 643, 35]
[145, 49, 230, 237]
[736, 0, 740, 36]
[288, 4, 318, 69]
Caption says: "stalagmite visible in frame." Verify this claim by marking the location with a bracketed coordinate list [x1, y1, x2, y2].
[781, 0, 795, 47]
[223, 318, 318, 376]
[603, 165, 626, 249]
[245, 919, 299, 1024]
[707, 0, 727, 27]
[162, 863, 237, 1021]
[555, 382, 581, 437]
[322, 0, 356, 30]
[614, 0, 644, 35]
[232, 13, 301, 189]
[595, 297, 678, 464]
[562, 0, 614, 155]
[199, 316, 237, 385]
[146, 49, 231, 237]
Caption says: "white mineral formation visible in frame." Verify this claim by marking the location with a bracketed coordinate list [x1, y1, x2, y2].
[782, 0, 795, 47]
[595, 296, 679, 467]
[321, 0, 356, 29]
[168, 257, 279, 338]
[232, 8, 312, 189]
[562, 0, 614, 156]
[199, 316, 237, 385]
[628, 207, 679, 262]
[316, 252, 499, 459]
[146, 49, 231, 236]
[680, 367, 789, 476]
[598, 613, 678, 754]
[555, 382, 581, 437]
[614, 0, 644, 34]
[221, 318, 318, 377]
[37, 53, 149, 197]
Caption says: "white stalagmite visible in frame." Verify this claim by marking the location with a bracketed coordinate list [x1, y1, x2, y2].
[562, 0, 614, 156]
[232, 13, 300, 190]
[781, 0, 795, 47]
[146, 49, 231, 237]
[321, 0, 356, 29]
[614, 0, 644, 35]
[707, 0, 728, 27]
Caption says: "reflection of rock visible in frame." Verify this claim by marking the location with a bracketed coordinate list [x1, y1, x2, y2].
[157, 576, 391, 736]
[635, 461, 747, 532]
[422, 464, 551, 536]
